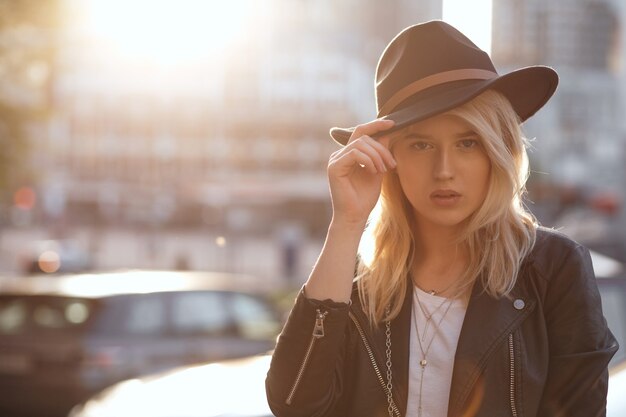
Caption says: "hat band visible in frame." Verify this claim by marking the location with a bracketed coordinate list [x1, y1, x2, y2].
[377, 68, 498, 116]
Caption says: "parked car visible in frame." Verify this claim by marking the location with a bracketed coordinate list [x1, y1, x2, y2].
[69, 354, 274, 417]
[0, 270, 282, 417]
[68, 251, 626, 417]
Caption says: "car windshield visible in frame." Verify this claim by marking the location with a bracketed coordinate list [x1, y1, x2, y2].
[0, 295, 97, 335]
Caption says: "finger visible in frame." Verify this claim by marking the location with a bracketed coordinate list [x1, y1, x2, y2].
[330, 148, 379, 175]
[377, 135, 391, 148]
[344, 138, 388, 172]
[360, 135, 397, 169]
[348, 118, 395, 144]
[348, 149, 380, 175]
[333, 136, 388, 172]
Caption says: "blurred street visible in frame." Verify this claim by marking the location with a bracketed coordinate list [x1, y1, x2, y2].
[1, 0, 626, 416]
[0, 225, 323, 288]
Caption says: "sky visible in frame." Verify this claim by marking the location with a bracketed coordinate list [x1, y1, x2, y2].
[74, 0, 494, 65]
[443, 0, 493, 54]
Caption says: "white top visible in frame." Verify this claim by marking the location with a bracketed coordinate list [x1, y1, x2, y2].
[405, 286, 468, 417]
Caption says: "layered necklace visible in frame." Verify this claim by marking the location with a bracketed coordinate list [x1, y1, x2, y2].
[415, 277, 458, 297]
[411, 286, 456, 417]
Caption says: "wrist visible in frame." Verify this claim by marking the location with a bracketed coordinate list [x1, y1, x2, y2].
[328, 217, 367, 236]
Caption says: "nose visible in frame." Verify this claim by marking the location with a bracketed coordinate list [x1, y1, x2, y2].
[433, 148, 454, 180]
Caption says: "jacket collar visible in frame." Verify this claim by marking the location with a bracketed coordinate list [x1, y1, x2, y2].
[386, 280, 535, 416]
[447, 279, 536, 417]
[352, 275, 536, 417]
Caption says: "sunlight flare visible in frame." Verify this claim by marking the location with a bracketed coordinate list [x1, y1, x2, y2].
[78, 0, 255, 66]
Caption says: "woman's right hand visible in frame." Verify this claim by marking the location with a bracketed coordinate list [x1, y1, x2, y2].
[327, 119, 397, 227]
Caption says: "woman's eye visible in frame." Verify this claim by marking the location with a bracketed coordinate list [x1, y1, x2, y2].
[411, 141, 431, 150]
[459, 139, 479, 149]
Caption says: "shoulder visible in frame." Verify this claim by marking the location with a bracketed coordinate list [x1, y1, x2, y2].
[523, 226, 594, 282]
[531, 226, 585, 256]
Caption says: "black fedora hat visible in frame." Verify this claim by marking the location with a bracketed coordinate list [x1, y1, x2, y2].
[329, 20, 558, 145]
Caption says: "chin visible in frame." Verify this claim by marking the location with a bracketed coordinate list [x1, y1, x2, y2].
[418, 215, 472, 230]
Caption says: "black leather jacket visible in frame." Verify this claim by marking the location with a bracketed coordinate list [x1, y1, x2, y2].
[266, 228, 619, 417]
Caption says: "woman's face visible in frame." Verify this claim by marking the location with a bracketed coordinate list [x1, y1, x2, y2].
[391, 113, 491, 233]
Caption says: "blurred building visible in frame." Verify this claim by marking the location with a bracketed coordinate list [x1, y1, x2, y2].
[0, 2, 59, 225]
[492, 0, 626, 258]
[493, 0, 624, 187]
[27, 0, 442, 239]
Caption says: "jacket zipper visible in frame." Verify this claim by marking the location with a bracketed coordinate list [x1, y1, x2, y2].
[508, 333, 518, 417]
[285, 308, 328, 405]
[349, 311, 401, 417]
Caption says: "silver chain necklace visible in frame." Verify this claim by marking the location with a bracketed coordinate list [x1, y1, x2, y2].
[412, 287, 455, 417]
[384, 313, 394, 417]
[383, 287, 462, 417]
[415, 277, 458, 297]
[414, 287, 453, 341]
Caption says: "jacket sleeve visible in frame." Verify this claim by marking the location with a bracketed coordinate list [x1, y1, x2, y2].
[265, 288, 352, 417]
[537, 243, 619, 417]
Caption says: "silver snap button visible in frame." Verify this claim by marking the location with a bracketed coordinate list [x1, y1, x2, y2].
[513, 299, 525, 310]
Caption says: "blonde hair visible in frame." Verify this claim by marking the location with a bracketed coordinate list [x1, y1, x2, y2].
[356, 90, 537, 325]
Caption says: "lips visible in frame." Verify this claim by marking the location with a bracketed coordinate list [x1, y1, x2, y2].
[430, 189, 461, 198]
[430, 189, 462, 207]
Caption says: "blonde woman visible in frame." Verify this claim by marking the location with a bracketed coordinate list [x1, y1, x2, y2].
[265, 21, 618, 417]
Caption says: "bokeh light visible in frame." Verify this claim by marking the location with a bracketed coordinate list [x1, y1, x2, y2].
[13, 187, 36, 210]
[66, 302, 90, 324]
[38, 250, 61, 274]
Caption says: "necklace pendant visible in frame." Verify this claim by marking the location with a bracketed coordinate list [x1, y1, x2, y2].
[420, 359, 427, 367]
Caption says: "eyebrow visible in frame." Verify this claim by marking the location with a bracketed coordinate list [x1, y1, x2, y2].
[402, 130, 479, 140]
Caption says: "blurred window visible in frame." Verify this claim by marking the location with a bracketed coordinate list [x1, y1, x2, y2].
[171, 292, 231, 335]
[66, 301, 90, 324]
[229, 293, 280, 340]
[0, 296, 94, 335]
[33, 305, 66, 329]
[0, 299, 28, 334]
[125, 296, 166, 335]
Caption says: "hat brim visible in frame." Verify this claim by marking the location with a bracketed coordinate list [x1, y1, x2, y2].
[329, 66, 558, 146]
